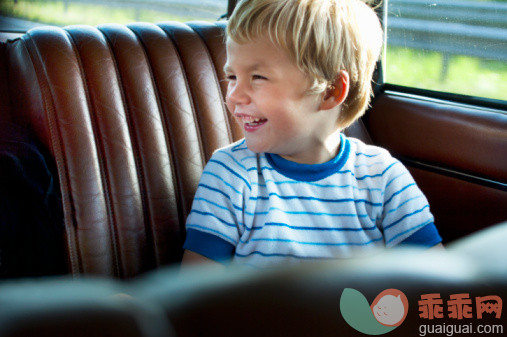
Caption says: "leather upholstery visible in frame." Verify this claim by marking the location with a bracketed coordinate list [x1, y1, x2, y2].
[2, 22, 374, 278]
[410, 167, 507, 242]
[1, 21, 506, 336]
[5, 22, 234, 277]
[367, 94, 507, 242]
[368, 94, 507, 182]
[0, 223, 505, 337]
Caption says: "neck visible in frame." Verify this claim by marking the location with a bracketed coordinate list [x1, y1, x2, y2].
[281, 129, 342, 164]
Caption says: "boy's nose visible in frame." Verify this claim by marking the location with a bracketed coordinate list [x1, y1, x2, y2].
[226, 82, 250, 105]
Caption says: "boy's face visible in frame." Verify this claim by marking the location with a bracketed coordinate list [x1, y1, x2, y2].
[224, 37, 341, 164]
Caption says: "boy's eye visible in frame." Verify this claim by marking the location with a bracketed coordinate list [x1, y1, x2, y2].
[252, 74, 267, 80]
[226, 75, 236, 81]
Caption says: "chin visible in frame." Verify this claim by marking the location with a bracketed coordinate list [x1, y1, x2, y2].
[244, 139, 267, 154]
[245, 145, 265, 154]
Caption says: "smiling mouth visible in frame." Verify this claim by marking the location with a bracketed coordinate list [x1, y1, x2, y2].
[240, 116, 267, 127]
[246, 119, 267, 126]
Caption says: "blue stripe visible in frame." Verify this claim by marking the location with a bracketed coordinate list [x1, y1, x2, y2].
[385, 171, 409, 190]
[241, 155, 258, 161]
[386, 195, 424, 214]
[186, 224, 237, 243]
[244, 222, 378, 232]
[248, 193, 382, 206]
[189, 210, 238, 228]
[193, 197, 243, 213]
[235, 251, 324, 260]
[386, 219, 433, 245]
[242, 207, 373, 220]
[355, 152, 381, 158]
[198, 183, 232, 201]
[267, 207, 371, 218]
[232, 146, 248, 152]
[220, 151, 247, 171]
[248, 166, 273, 172]
[209, 159, 251, 189]
[355, 161, 398, 180]
[202, 172, 242, 194]
[383, 205, 430, 231]
[384, 183, 416, 207]
[354, 161, 384, 168]
[334, 161, 397, 180]
[253, 183, 268, 187]
[194, 196, 375, 218]
[243, 207, 372, 218]
[240, 236, 384, 246]
[251, 179, 383, 193]
[231, 145, 248, 152]
[251, 196, 269, 200]
[245, 211, 269, 216]
[231, 139, 246, 151]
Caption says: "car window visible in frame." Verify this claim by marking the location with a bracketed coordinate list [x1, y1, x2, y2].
[0, 0, 228, 31]
[384, 0, 507, 102]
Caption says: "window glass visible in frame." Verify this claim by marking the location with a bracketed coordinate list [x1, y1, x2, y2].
[0, 0, 227, 31]
[385, 0, 507, 101]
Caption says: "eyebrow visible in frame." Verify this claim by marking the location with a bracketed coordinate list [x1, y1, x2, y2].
[223, 63, 267, 73]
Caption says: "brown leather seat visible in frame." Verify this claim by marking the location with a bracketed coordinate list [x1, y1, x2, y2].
[1, 22, 374, 278]
[0, 224, 504, 337]
[134, 231, 507, 337]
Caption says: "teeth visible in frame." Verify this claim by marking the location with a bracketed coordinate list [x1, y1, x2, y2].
[243, 116, 264, 123]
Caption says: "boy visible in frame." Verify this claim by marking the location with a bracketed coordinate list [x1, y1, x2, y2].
[182, 0, 441, 268]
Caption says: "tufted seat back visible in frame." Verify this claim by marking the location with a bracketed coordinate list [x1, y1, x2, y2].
[3, 22, 372, 278]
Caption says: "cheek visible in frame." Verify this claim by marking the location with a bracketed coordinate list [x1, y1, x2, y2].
[225, 92, 234, 111]
[269, 114, 301, 136]
[225, 82, 235, 102]
[225, 99, 232, 111]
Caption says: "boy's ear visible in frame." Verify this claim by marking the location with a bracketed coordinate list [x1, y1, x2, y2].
[319, 70, 350, 111]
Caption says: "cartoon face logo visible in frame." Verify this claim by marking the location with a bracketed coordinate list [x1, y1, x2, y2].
[371, 289, 409, 327]
[341, 288, 409, 335]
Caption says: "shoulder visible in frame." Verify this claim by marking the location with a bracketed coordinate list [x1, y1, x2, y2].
[345, 136, 400, 173]
[344, 136, 411, 185]
[209, 139, 253, 167]
[344, 138, 435, 246]
[205, 139, 256, 187]
[346, 136, 394, 163]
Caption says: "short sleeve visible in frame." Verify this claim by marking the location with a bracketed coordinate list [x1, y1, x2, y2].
[399, 222, 442, 247]
[379, 159, 440, 247]
[183, 148, 250, 262]
[184, 229, 235, 261]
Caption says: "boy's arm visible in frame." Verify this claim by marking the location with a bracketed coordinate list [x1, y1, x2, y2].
[181, 249, 225, 269]
[380, 158, 442, 248]
[429, 243, 445, 250]
[181, 145, 249, 269]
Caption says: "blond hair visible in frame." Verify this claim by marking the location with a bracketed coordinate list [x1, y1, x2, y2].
[227, 0, 383, 128]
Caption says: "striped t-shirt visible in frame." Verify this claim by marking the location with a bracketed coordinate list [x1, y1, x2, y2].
[184, 134, 441, 268]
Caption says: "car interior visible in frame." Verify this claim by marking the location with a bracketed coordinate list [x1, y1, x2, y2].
[0, 0, 505, 336]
